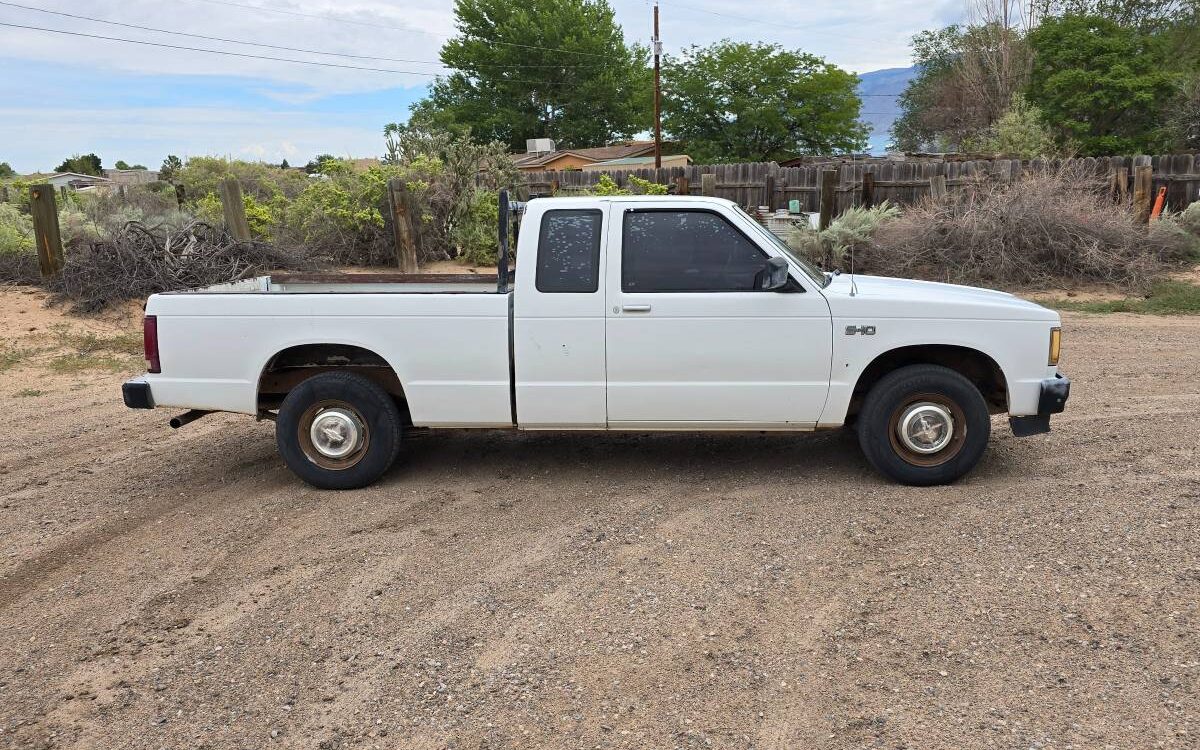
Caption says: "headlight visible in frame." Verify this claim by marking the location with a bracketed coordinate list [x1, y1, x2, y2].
[1048, 327, 1061, 366]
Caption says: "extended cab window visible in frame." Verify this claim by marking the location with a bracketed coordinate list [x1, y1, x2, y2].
[622, 210, 768, 292]
[536, 209, 603, 293]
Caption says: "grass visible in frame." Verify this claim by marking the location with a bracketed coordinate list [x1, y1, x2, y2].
[0, 344, 35, 371]
[47, 325, 142, 355]
[46, 352, 130, 374]
[14, 388, 44, 397]
[1042, 280, 1200, 315]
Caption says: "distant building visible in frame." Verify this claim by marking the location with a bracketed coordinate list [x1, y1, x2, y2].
[103, 168, 160, 185]
[514, 139, 681, 172]
[22, 172, 113, 191]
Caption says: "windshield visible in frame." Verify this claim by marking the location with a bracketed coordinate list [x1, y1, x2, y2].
[733, 206, 828, 287]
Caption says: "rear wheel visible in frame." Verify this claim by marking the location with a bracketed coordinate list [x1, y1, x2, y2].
[275, 371, 402, 490]
[857, 364, 990, 485]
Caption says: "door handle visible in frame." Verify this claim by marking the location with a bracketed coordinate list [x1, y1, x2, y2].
[621, 304, 652, 313]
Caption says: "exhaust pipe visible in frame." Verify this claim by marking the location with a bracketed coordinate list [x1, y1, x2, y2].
[169, 409, 212, 429]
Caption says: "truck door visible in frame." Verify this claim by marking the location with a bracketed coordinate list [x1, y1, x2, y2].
[604, 203, 833, 428]
[512, 205, 609, 428]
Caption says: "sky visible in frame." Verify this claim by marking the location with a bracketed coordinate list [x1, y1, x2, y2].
[0, 0, 963, 173]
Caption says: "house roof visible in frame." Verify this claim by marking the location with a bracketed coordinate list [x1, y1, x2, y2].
[23, 171, 112, 182]
[588, 155, 690, 167]
[513, 140, 657, 168]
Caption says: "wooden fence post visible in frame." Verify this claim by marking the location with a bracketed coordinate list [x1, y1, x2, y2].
[763, 175, 775, 210]
[386, 178, 419, 273]
[1133, 165, 1153, 223]
[674, 176, 689, 196]
[861, 172, 875, 209]
[219, 176, 252, 242]
[818, 169, 837, 231]
[29, 184, 64, 278]
[1114, 167, 1129, 204]
[701, 173, 716, 197]
[929, 175, 948, 201]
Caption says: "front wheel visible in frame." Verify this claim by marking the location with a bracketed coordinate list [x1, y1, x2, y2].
[857, 364, 990, 486]
[275, 371, 402, 490]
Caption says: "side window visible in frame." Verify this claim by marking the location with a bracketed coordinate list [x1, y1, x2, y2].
[622, 210, 768, 292]
[536, 209, 603, 293]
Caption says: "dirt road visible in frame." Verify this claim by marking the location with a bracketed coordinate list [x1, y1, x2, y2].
[1, 291, 1198, 749]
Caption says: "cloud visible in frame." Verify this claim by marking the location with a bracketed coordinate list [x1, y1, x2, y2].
[0, 0, 969, 170]
[0, 104, 396, 172]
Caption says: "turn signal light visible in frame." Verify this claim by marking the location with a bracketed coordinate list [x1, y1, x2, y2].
[1048, 327, 1061, 366]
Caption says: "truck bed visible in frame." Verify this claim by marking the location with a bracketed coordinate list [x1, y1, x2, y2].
[171, 272, 504, 295]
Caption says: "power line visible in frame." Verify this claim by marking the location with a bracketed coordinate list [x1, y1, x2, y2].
[0, 20, 576, 85]
[0, 2, 605, 69]
[178, 0, 613, 59]
[663, 1, 905, 47]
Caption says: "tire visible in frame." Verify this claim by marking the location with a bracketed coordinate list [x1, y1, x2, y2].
[275, 371, 402, 490]
[857, 364, 990, 486]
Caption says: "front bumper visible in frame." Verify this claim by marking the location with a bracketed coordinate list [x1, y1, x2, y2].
[122, 377, 155, 409]
[1010, 373, 1070, 436]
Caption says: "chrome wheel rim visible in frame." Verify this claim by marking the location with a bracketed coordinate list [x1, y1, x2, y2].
[896, 402, 954, 454]
[298, 400, 370, 470]
[309, 408, 363, 459]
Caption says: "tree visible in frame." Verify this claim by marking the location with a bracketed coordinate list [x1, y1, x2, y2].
[280, 158, 291, 170]
[54, 153, 102, 176]
[964, 93, 1059, 155]
[412, 0, 650, 150]
[113, 160, 147, 170]
[0, 162, 15, 179]
[890, 18, 1033, 152]
[1027, 14, 1181, 154]
[1171, 75, 1200, 149]
[661, 41, 866, 161]
[304, 154, 338, 175]
[159, 154, 183, 183]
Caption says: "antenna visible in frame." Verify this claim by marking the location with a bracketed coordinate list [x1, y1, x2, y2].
[848, 241, 859, 297]
[652, 0, 662, 169]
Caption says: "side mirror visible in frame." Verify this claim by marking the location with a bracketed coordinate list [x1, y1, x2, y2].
[757, 256, 791, 291]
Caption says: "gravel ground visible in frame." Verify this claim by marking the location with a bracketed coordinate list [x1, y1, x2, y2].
[1, 297, 1198, 750]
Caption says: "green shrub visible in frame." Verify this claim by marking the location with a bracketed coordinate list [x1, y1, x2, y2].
[0, 202, 33, 254]
[586, 174, 668, 196]
[786, 202, 901, 268]
[0, 203, 39, 285]
[453, 189, 500, 265]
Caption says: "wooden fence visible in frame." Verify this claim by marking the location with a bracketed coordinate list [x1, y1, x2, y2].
[518, 154, 1200, 222]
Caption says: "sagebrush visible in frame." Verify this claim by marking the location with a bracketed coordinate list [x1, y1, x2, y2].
[856, 171, 1197, 289]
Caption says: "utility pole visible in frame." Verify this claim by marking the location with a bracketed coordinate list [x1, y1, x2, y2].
[652, 0, 662, 169]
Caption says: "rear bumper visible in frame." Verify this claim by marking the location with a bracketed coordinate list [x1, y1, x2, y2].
[122, 377, 155, 409]
[1010, 373, 1070, 437]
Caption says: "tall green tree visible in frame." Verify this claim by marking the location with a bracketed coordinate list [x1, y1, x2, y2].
[54, 153, 102, 176]
[412, 0, 650, 150]
[159, 154, 182, 183]
[890, 22, 1033, 153]
[661, 41, 866, 162]
[1027, 14, 1182, 154]
[0, 162, 15, 179]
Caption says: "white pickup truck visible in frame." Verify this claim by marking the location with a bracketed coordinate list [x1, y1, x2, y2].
[123, 193, 1069, 489]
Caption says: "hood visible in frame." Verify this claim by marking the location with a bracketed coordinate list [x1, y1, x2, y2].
[820, 274, 1059, 322]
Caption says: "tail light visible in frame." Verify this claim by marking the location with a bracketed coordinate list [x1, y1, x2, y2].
[143, 315, 161, 373]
